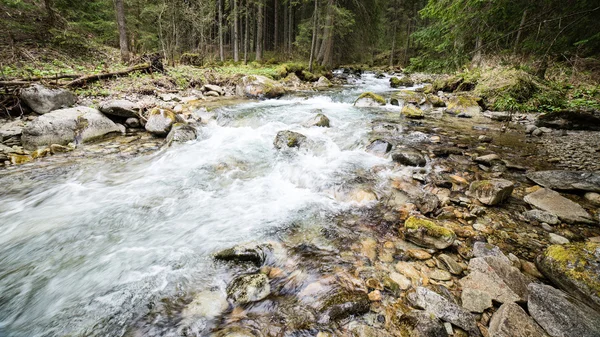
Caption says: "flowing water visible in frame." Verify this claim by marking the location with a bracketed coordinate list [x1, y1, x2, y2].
[0, 74, 420, 337]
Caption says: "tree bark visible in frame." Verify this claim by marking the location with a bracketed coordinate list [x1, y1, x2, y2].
[274, 0, 279, 51]
[288, 0, 293, 53]
[234, 0, 240, 61]
[218, 0, 224, 61]
[513, 9, 527, 54]
[44, 0, 55, 27]
[308, 0, 318, 72]
[114, 0, 130, 63]
[317, 0, 333, 65]
[389, 22, 397, 67]
[244, 0, 249, 64]
[256, 0, 264, 61]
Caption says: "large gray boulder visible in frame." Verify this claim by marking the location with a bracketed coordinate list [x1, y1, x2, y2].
[20, 84, 77, 114]
[526, 170, 600, 193]
[99, 99, 141, 118]
[21, 107, 122, 149]
[536, 242, 600, 312]
[469, 179, 514, 205]
[166, 123, 197, 144]
[528, 283, 600, 337]
[524, 188, 594, 224]
[226, 273, 271, 304]
[488, 302, 549, 337]
[145, 108, 177, 136]
[408, 287, 482, 336]
[236, 75, 285, 99]
[274, 130, 307, 150]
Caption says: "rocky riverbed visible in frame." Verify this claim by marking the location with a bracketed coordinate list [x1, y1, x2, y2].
[0, 71, 599, 337]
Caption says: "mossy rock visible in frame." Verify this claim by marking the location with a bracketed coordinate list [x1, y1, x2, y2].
[274, 130, 307, 149]
[226, 273, 271, 304]
[393, 90, 425, 105]
[403, 216, 456, 250]
[474, 68, 539, 109]
[354, 92, 386, 107]
[426, 94, 446, 108]
[390, 76, 414, 88]
[446, 95, 482, 115]
[432, 75, 463, 92]
[401, 104, 424, 119]
[318, 290, 370, 323]
[469, 179, 514, 205]
[536, 242, 600, 312]
[236, 75, 285, 99]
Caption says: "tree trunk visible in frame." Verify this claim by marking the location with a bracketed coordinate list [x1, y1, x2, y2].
[513, 9, 527, 54]
[472, 35, 482, 66]
[218, 0, 224, 61]
[317, 0, 333, 64]
[234, 0, 240, 61]
[274, 0, 279, 51]
[244, 0, 249, 64]
[389, 22, 397, 67]
[114, 0, 130, 63]
[288, 0, 293, 53]
[283, 1, 288, 53]
[308, 0, 318, 72]
[403, 19, 411, 66]
[44, 0, 55, 27]
[256, 0, 264, 61]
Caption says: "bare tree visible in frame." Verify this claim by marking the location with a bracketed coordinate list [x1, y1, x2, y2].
[114, 0, 130, 62]
[234, 0, 240, 61]
[308, 0, 318, 72]
[256, 0, 264, 61]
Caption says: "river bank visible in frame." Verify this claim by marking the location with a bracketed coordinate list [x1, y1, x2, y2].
[0, 70, 599, 337]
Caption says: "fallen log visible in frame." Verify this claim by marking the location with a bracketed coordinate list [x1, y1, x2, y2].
[66, 63, 152, 88]
[0, 81, 32, 87]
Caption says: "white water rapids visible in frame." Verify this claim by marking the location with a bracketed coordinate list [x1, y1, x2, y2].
[0, 74, 419, 336]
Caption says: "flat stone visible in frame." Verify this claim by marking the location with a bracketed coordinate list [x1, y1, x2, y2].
[524, 188, 595, 224]
[388, 271, 412, 290]
[528, 283, 600, 337]
[366, 139, 392, 156]
[524, 209, 560, 225]
[438, 254, 464, 275]
[460, 256, 530, 303]
[548, 233, 569, 244]
[526, 170, 600, 193]
[461, 288, 492, 313]
[407, 249, 432, 260]
[99, 99, 140, 118]
[428, 269, 452, 281]
[488, 302, 549, 337]
[408, 287, 482, 336]
[226, 273, 271, 304]
[392, 149, 426, 167]
[472, 242, 511, 265]
[474, 154, 500, 166]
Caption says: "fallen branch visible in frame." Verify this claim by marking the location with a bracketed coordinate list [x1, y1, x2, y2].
[0, 81, 32, 87]
[66, 63, 152, 88]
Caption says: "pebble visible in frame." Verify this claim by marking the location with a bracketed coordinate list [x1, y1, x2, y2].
[368, 290, 382, 301]
[428, 269, 452, 281]
[407, 249, 432, 260]
[548, 233, 569, 244]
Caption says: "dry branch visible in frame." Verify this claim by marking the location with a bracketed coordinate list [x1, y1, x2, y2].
[66, 63, 152, 87]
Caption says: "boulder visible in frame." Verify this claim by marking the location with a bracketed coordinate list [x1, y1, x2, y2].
[391, 149, 426, 167]
[203, 84, 224, 95]
[488, 302, 549, 337]
[526, 170, 600, 193]
[305, 113, 330, 127]
[390, 76, 414, 88]
[536, 110, 600, 131]
[403, 216, 456, 250]
[524, 188, 594, 224]
[446, 95, 481, 115]
[472, 242, 510, 264]
[145, 108, 177, 136]
[426, 94, 446, 107]
[0, 119, 24, 141]
[536, 242, 600, 312]
[473, 68, 538, 110]
[366, 139, 392, 156]
[393, 90, 426, 105]
[166, 123, 197, 143]
[354, 92, 386, 107]
[524, 209, 560, 225]
[314, 76, 332, 88]
[214, 243, 269, 266]
[226, 273, 271, 304]
[459, 256, 530, 303]
[461, 288, 492, 313]
[236, 75, 285, 99]
[20, 84, 77, 114]
[397, 310, 447, 337]
[469, 179, 514, 205]
[182, 290, 229, 320]
[125, 117, 140, 128]
[402, 104, 425, 119]
[274, 130, 307, 150]
[528, 283, 600, 337]
[317, 290, 370, 323]
[408, 287, 482, 336]
[99, 99, 140, 118]
[21, 107, 122, 149]
[584, 192, 600, 206]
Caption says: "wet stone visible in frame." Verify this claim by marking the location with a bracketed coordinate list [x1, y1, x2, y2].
[397, 310, 447, 337]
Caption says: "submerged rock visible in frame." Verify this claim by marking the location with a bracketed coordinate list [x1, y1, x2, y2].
[22, 106, 122, 149]
[182, 290, 228, 320]
[166, 123, 197, 143]
[528, 283, 600, 337]
[354, 92, 386, 107]
[214, 242, 269, 266]
[20, 84, 77, 114]
[536, 242, 600, 312]
[397, 310, 447, 337]
[391, 149, 426, 167]
[403, 216, 456, 250]
[99, 99, 140, 118]
[145, 108, 177, 136]
[236, 75, 285, 99]
[524, 188, 594, 224]
[526, 170, 600, 193]
[366, 139, 392, 156]
[408, 287, 481, 336]
[274, 130, 307, 149]
[317, 290, 370, 323]
[469, 179, 514, 205]
[488, 302, 549, 337]
[226, 273, 271, 304]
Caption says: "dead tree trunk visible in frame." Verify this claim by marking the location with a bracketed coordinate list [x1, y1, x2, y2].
[114, 0, 130, 63]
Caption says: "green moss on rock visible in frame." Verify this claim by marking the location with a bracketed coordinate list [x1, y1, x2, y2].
[401, 105, 424, 119]
[355, 92, 386, 106]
